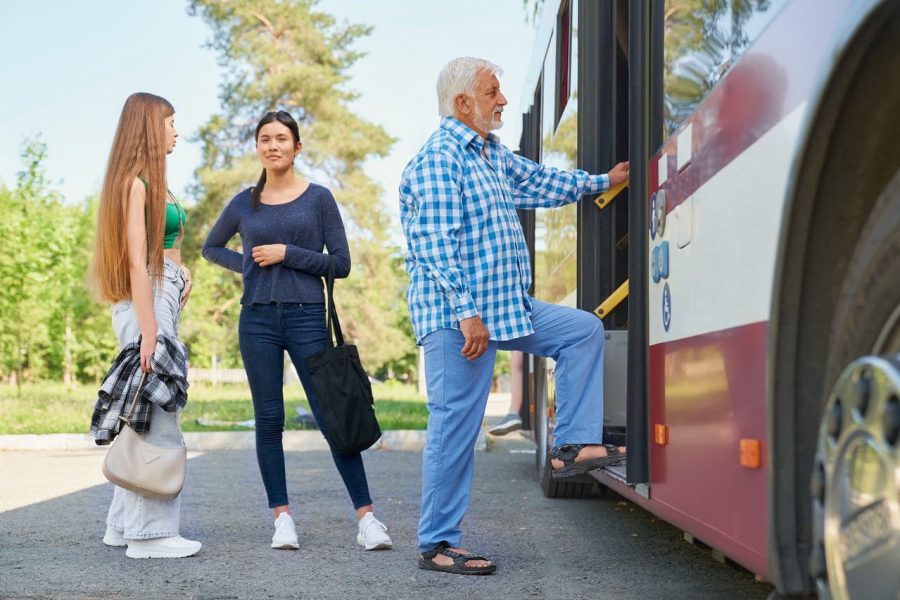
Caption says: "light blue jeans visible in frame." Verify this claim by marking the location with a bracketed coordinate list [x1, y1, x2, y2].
[417, 299, 605, 552]
[106, 258, 186, 540]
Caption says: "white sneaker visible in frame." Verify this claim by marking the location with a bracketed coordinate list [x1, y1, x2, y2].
[357, 513, 392, 551]
[488, 413, 523, 436]
[102, 525, 127, 547]
[271, 513, 299, 550]
[125, 535, 201, 559]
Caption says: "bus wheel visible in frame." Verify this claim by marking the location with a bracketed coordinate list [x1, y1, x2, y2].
[811, 357, 900, 599]
[533, 359, 594, 498]
[812, 167, 900, 599]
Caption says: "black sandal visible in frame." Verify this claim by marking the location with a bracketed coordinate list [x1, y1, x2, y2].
[550, 444, 625, 479]
[418, 541, 496, 575]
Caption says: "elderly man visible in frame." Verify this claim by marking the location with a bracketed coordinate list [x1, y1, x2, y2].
[399, 56, 628, 575]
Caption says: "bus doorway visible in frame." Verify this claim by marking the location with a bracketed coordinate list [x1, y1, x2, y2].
[518, 0, 638, 497]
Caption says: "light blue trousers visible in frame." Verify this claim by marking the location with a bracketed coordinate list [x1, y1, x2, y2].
[417, 299, 605, 552]
[106, 258, 186, 540]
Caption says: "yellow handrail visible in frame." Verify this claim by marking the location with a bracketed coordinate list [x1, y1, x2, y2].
[594, 180, 628, 210]
[594, 280, 629, 319]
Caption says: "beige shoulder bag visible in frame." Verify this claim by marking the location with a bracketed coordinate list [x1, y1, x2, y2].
[102, 372, 186, 499]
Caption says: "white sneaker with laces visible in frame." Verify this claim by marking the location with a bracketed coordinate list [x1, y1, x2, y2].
[488, 413, 523, 436]
[271, 512, 299, 550]
[102, 525, 127, 547]
[357, 513, 392, 550]
[125, 535, 201, 559]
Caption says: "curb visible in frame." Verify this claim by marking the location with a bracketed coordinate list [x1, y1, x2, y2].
[0, 429, 489, 453]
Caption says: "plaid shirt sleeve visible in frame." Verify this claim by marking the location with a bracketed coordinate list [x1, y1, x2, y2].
[504, 149, 609, 209]
[401, 151, 479, 320]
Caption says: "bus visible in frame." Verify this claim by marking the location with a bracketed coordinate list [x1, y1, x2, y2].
[516, 1, 900, 598]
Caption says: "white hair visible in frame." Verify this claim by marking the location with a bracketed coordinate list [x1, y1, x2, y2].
[436, 57, 504, 118]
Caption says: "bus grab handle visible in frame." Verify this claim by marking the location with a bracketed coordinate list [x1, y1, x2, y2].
[594, 280, 629, 319]
[594, 180, 628, 209]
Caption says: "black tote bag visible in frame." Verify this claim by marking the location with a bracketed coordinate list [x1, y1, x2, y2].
[304, 256, 381, 454]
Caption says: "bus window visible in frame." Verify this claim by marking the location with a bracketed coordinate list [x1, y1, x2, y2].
[535, 101, 579, 305]
[555, 0, 573, 127]
[535, 1, 578, 307]
[663, 0, 789, 140]
[541, 33, 556, 140]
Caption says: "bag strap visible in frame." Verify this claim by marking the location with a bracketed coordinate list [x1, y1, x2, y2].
[119, 370, 147, 426]
[324, 255, 346, 348]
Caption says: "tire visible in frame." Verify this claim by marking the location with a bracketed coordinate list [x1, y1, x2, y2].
[532, 357, 594, 498]
[811, 167, 900, 599]
[824, 166, 900, 380]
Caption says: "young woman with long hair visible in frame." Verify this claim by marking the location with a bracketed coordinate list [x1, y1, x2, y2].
[202, 110, 392, 552]
[91, 92, 200, 559]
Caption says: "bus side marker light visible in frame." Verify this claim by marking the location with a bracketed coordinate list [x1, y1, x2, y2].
[654, 424, 668, 445]
[739, 439, 762, 468]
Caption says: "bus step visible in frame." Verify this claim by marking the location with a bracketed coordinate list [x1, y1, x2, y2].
[603, 463, 627, 483]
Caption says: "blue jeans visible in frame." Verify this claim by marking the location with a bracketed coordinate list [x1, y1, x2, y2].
[418, 299, 605, 552]
[238, 302, 373, 510]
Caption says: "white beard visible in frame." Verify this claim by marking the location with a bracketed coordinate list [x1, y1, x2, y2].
[474, 105, 503, 132]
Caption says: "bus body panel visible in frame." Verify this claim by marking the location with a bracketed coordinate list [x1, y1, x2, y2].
[644, 0, 849, 576]
[520, 0, 888, 585]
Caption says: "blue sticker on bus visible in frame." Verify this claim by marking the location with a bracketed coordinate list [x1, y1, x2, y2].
[662, 282, 672, 332]
[651, 246, 660, 283]
[649, 192, 657, 240]
[658, 241, 669, 279]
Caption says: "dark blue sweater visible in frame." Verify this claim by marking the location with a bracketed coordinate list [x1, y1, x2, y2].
[201, 183, 350, 305]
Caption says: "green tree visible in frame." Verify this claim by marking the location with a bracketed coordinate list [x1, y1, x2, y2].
[0, 139, 60, 387]
[0, 140, 118, 387]
[185, 0, 412, 373]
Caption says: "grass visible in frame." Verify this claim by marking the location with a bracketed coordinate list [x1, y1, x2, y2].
[0, 381, 429, 435]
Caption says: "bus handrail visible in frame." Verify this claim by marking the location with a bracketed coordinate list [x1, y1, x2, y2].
[594, 180, 628, 210]
[594, 279, 629, 319]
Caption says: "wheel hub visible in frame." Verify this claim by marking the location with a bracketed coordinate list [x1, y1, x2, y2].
[813, 356, 900, 600]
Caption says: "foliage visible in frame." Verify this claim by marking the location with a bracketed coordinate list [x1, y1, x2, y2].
[0, 139, 118, 389]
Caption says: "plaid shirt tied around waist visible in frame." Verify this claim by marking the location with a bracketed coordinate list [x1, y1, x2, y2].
[399, 116, 609, 343]
[90, 333, 189, 445]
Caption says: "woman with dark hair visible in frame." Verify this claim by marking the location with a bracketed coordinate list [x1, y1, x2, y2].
[90, 92, 200, 559]
[202, 110, 392, 552]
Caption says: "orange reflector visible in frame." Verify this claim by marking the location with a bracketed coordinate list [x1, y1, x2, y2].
[740, 439, 762, 469]
[654, 424, 668, 446]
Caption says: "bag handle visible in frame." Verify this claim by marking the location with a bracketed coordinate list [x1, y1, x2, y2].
[119, 370, 147, 426]
[324, 255, 346, 348]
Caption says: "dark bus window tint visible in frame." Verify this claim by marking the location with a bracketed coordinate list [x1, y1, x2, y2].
[556, 0, 571, 125]
[541, 33, 556, 140]
[663, 0, 789, 140]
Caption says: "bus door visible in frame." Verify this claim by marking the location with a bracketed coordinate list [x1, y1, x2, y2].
[578, 0, 632, 478]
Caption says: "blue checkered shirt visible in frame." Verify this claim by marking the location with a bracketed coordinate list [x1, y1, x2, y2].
[399, 117, 609, 343]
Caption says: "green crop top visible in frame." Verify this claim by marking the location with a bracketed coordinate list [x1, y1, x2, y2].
[138, 177, 186, 249]
[164, 200, 187, 249]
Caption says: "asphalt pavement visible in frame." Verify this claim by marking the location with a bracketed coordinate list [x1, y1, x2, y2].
[0, 433, 771, 600]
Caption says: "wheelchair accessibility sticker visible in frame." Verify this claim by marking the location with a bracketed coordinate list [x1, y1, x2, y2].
[662, 283, 672, 332]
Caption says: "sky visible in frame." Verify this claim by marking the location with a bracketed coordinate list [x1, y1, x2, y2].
[0, 0, 537, 231]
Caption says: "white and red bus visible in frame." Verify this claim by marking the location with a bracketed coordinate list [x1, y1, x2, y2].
[516, 1, 900, 597]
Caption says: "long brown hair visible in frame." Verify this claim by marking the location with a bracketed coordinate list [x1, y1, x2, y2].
[91, 93, 173, 303]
